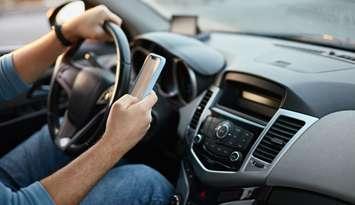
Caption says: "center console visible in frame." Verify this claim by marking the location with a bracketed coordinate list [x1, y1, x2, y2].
[191, 72, 284, 173]
[173, 72, 318, 205]
[192, 111, 263, 172]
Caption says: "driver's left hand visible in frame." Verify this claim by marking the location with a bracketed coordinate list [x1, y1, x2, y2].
[61, 5, 122, 44]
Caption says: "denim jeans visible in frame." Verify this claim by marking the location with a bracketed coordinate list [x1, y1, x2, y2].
[0, 125, 173, 205]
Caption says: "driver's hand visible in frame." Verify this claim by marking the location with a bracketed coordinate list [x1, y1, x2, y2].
[103, 92, 158, 156]
[62, 5, 122, 43]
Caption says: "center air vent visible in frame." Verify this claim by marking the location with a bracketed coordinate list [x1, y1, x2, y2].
[189, 90, 213, 129]
[253, 115, 305, 163]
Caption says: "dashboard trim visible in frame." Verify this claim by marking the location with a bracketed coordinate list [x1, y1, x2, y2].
[190, 108, 318, 174]
[241, 109, 318, 172]
[189, 85, 319, 186]
[211, 107, 265, 129]
[174, 59, 198, 104]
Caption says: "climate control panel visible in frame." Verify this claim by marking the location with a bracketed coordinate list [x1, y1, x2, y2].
[192, 115, 261, 171]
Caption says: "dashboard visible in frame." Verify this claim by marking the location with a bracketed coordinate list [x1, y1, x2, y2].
[131, 32, 355, 205]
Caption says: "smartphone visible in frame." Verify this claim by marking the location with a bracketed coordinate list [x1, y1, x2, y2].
[130, 53, 166, 99]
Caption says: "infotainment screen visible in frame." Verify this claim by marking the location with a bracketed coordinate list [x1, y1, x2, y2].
[241, 91, 281, 109]
[217, 73, 284, 123]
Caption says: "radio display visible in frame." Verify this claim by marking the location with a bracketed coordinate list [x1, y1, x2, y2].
[217, 77, 284, 123]
[241, 91, 281, 109]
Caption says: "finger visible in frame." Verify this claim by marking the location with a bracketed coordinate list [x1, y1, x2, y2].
[92, 26, 113, 42]
[145, 123, 151, 131]
[113, 94, 139, 109]
[100, 33, 113, 42]
[136, 92, 158, 110]
[146, 111, 153, 124]
[107, 10, 123, 26]
[95, 33, 112, 42]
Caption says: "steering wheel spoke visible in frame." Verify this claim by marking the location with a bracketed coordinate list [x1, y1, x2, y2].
[55, 113, 78, 148]
[55, 62, 80, 96]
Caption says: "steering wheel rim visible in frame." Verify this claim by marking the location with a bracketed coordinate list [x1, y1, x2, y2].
[47, 22, 131, 155]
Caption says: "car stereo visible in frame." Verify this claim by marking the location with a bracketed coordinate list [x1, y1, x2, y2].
[192, 109, 263, 171]
[190, 72, 286, 172]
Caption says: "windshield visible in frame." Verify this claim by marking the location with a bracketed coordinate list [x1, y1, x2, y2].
[142, 0, 355, 50]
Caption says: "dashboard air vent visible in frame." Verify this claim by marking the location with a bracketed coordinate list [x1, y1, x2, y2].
[189, 90, 213, 129]
[253, 115, 305, 163]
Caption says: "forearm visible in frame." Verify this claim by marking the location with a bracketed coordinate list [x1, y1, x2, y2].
[41, 136, 123, 205]
[11, 5, 122, 84]
[12, 30, 65, 83]
[12, 24, 77, 84]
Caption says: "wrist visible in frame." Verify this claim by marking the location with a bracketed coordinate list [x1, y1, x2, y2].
[99, 133, 125, 159]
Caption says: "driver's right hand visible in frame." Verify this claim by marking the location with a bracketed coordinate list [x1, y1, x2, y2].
[103, 92, 158, 156]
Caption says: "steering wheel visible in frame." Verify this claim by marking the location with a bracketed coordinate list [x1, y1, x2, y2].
[47, 22, 131, 155]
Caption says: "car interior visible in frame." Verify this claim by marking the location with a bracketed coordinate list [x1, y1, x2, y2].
[1, 0, 355, 205]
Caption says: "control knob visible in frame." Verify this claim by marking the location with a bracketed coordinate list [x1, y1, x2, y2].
[215, 121, 232, 139]
[229, 151, 242, 162]
[193, 134, 203, 144]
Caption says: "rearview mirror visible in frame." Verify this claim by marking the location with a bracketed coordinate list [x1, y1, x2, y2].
[47, 1, 85, 26]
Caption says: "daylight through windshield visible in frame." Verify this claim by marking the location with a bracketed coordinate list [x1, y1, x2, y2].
[143, 0, 355, 50]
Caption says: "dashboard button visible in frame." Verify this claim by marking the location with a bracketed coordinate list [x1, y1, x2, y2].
[233, 135, 252, 150]
[221, 147, 232, 157]
[215, 145, 232, 157]
[243, 130, 254, 138]
[229, 151, 242, 162]
[234, 126, 242, 134]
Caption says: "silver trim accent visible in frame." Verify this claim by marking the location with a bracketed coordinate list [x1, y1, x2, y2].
[194, 134, 203, 144]
[229, 151, 241, 162]
[241, 109, 318, 173]
[211, 107, 265, 129]
[215, 122, 231, 139]
[191, 144, 236, 174]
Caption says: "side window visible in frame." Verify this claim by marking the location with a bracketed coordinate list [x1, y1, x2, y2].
[0, 0, 61, 54]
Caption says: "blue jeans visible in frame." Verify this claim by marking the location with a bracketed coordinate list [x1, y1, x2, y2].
[0, 125, 173, 205]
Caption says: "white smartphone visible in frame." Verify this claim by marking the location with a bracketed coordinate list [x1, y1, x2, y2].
[130, 53, 166, 99]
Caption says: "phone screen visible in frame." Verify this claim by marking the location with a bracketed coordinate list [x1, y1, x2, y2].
[130, 54, 166, 98]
